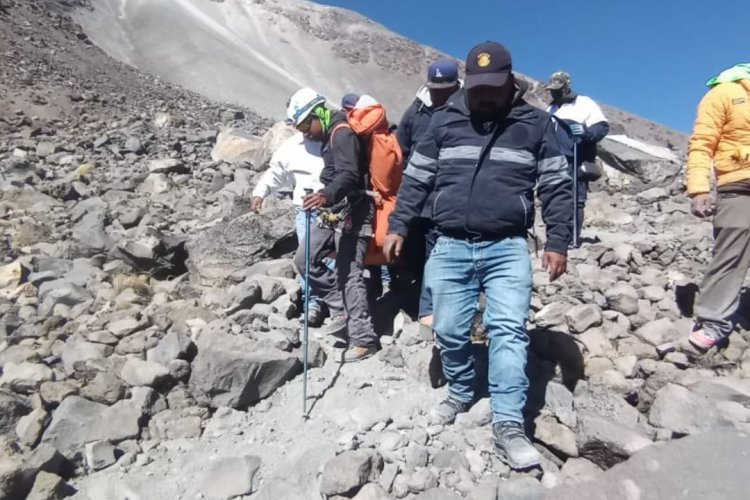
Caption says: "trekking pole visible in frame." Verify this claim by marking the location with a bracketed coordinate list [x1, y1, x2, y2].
[572, 139, 579, 248]
[302, 188, 313, 419]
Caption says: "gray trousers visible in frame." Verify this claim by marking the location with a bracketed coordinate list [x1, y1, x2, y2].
[294, 216, 377, 348]
[696, 192, 750, 338]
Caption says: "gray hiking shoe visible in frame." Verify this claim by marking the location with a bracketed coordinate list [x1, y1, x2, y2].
[428, 397, 471, 425]
[340, 345, 378, 363]
[493, 421, 541, 470]
[322, 315, 347, 337]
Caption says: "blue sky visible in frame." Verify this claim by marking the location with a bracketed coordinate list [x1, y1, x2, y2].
[318, 0, 746, 133]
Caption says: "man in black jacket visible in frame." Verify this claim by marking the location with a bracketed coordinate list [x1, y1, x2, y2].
[397, 60, 461, 325]
[385, 42, 573, 470]
[286, 87, 378, 363]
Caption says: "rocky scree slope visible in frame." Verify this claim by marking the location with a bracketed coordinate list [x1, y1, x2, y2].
[2, 1, 750, 500]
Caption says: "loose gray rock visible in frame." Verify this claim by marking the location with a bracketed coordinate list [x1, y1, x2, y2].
[25, 471, 67, 500]
[120, 358, 171, 387]
[146, 330, 195, 366]
[649, 383, 730, 436]
[148, 408, 204, 440]
[190, 330, 302, 409]
[80, 371, 127, 405]
[84, 441, 116, 471]
[496, 477, 545, 500]
[197, 455, 261, 499]
[41, 396, 141, 460]
[576, 411, 652, 468]
[353, 483, 391, 500]
[0, 362, 54, 394]
[534, 415, 578, 458]
[565, 304, 603, 334]
[15, 407, 49, 448]
[320, 449, 383, 496]
[187, 209, 296, 285]
[547, 428, 750, 500]
[61, 342, 111, 374]
[407, 468, 439, 494]
[414, 488, 463, 500]
[635, 318, 680, 347]
[534, 301, 570, 328]
[604, 283, 640, 316]
[0, 390, 31, 437]
[37, 279, 92, 316]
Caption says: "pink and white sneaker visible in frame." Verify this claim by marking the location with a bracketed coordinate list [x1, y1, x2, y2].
[688, 327, 719, 351]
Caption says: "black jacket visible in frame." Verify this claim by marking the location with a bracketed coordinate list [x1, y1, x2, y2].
[397, 95, 436, 163]
[320, 111, 369, 205]
[389, 83, 574, 254]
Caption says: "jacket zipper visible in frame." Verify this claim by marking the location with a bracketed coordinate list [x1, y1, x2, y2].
[519, 195, 529, 228]
[432, 191, 444, 217]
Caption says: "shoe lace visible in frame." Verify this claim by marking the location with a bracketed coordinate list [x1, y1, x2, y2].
[496, 422, 527, 441]
[442, 397, 466, 413]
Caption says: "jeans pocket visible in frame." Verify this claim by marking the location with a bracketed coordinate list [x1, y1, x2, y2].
[429, 236, 453, 257]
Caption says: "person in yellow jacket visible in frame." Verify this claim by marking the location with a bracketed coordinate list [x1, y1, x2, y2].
[686, 63, 750, 350]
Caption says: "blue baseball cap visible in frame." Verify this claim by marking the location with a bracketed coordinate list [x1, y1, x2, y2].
[426, 60, 459, 89]
[341, 93, 360, 110]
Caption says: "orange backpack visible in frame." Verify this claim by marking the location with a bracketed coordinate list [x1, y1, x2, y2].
[331, 104, 404, 265]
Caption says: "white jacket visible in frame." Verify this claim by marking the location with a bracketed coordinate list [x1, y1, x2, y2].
[251, 132, 324, 206]
[546, 95, 607, 127]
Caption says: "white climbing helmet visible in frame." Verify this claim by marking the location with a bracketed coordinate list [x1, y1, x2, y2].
[286, 88, 326, 127]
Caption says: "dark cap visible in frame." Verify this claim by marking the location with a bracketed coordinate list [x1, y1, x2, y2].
[546, 71, 572, 90]
[341, 93, 360, 111]
[426, 60, 459, 89]
[464, 41, 512, 89]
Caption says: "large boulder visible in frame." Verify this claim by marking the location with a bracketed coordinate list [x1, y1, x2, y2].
[597, 135, 681, 192]
[40, 396, 141, 460]
[545, 428, 750, 500]
[114, 228, 188, 280]
[189, 330, 302, 409]
[576, 411, 652, 468]
[649, 383, 731, 436]
[187, 209, 296, 285]
[211, 129, 263, 165]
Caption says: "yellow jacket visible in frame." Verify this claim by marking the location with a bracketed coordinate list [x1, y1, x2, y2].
[686, 79, 750, 195]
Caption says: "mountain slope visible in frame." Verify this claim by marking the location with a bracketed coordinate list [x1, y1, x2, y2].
[72, 0, 687, 150]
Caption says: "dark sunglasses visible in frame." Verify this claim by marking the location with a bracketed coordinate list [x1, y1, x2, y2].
[296, 115, 317, 133]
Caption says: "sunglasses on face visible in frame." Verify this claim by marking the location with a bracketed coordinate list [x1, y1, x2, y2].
[296, 115, 316, 133]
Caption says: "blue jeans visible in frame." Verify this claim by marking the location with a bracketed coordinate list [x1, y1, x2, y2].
[419, 223, 439, 318]
[295, 208, 334, 313]
[426, 236, 532, 424]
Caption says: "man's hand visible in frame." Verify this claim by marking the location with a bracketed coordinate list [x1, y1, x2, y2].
[251, 196, 263, 213]
[690, 193, 713, 218]
[542, 251, 567, 282]
[569, 123, 585, 137]
[303, 192, 327, 210]
[383, 234, 405, 264]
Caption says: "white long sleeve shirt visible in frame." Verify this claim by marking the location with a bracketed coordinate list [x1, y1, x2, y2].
[251, 133, 324, 206]
[546, 95, 607, 127]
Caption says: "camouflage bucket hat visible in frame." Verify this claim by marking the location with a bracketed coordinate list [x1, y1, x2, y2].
[546, 71, 571, 90]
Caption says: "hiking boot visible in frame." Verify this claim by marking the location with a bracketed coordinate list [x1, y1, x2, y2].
[340, 345, 378, 363]
[493, 421, 541, 470]
[306, 308, 325, 328]
[688, 326, 720, 351]
[322, 316, 347, 338]
[428, 396, 470, 425]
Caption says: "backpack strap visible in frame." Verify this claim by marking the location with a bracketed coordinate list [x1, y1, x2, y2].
[327, 123, 371, 194]
[328, 123, 351, 147]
